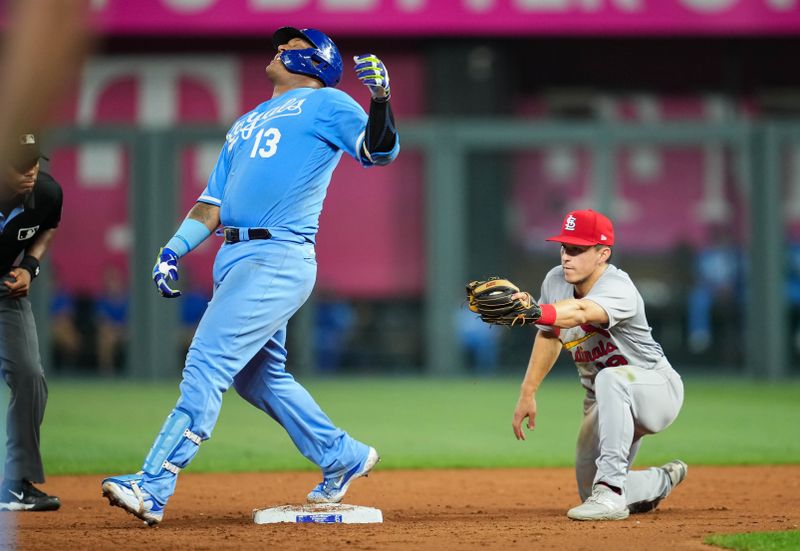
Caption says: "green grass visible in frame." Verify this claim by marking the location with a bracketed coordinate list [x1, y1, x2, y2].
[35, 376, 800, 475]
[706, 530, 800, 550]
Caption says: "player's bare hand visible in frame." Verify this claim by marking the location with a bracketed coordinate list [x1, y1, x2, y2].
[510, 292, 533, 307]
[353, 54, 390, 101]
[4, 268, 31, 298]
[512, 394, 537, 441]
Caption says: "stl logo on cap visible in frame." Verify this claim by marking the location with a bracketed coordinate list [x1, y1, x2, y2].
[20, 134, 35, 145]
[545, 209, 615, 247]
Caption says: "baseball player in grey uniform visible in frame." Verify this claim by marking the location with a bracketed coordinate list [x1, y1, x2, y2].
[511, 209, 687, 521]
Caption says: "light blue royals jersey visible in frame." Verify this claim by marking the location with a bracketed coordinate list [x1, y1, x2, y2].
[198, 87, 371, 243]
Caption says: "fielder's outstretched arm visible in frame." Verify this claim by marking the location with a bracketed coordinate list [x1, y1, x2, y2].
[547, 298, 609, 328]
[510, 291, 610, 329]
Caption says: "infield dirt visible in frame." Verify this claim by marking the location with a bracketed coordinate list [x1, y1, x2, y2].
[15, 466, 800, 550]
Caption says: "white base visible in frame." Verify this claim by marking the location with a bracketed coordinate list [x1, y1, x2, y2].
[253, 503, 383, 524]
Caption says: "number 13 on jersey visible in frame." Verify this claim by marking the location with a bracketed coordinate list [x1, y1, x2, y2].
[250, 128, 282, 158]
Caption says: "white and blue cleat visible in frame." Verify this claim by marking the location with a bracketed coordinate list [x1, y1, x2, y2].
[101, 473, 165, 526]
[307, 447, 380, 504]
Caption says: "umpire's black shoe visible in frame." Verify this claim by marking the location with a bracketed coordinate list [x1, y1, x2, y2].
[0, 479, 61, 511]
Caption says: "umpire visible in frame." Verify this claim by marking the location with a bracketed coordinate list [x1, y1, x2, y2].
[0, 134, 61, 512]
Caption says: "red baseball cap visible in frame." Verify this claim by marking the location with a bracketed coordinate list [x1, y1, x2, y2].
[546, 209, 615, 246]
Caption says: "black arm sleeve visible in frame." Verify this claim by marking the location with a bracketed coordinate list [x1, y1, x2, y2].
[365, 98, 397, 154]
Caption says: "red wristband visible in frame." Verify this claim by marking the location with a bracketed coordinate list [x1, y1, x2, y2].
[537, 304, 557, 325]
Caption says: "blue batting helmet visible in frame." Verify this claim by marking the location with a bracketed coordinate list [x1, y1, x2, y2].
[272, 27, 343, 88]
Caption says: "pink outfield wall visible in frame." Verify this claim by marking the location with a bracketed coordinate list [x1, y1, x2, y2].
[45, 50, 760, 298]
[89, 0, 800, 36]
[38, 46, 771, 299]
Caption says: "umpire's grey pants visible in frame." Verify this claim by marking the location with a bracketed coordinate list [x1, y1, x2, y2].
[0, 282, 47, 483]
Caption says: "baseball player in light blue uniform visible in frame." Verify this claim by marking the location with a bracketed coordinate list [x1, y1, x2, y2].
[102, 27, 399, 526]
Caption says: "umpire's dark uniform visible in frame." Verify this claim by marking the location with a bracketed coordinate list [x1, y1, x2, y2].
[0, 170, 62, 493]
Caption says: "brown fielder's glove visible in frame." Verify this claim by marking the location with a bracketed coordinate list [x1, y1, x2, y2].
[465, 277, 542, 327]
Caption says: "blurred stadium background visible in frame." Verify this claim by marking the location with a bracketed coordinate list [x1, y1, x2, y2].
[24, 0, 800, 384]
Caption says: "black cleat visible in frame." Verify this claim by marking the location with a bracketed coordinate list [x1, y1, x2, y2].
[0, 480, 61, 512]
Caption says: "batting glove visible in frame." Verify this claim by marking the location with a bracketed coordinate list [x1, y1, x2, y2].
[152, 247, 181, 298]
[354, 54, 390, 101]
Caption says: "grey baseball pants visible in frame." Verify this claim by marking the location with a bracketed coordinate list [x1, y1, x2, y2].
[0, 282, 47, 483]
[575, 358, 683, 508]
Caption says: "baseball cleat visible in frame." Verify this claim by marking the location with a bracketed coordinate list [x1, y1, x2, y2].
[0, 479, 60, 512]
[307, 447, 380, 504]
[102, 473, 164, 526]
[567, 484, 629, 521]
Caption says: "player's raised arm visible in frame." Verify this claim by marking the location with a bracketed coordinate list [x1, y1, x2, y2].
[353, 54, 399, 166]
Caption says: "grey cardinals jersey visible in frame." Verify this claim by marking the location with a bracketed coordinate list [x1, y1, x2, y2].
[537, 264, 666, 391]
